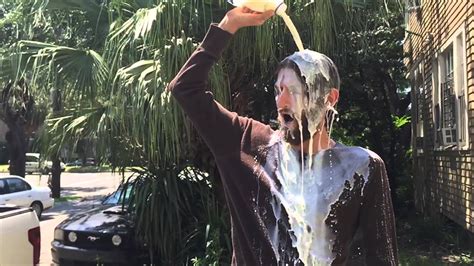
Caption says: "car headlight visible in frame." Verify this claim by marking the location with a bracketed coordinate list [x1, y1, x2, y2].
[68, 232, 78, 243]
[54, 229, 64, 241]
[111, 234, 122, 246]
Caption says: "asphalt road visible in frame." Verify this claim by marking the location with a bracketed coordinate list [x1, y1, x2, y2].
[4, 172, 129, 265]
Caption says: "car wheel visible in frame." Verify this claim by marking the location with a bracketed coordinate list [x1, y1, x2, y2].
[31, 201, 43, 219]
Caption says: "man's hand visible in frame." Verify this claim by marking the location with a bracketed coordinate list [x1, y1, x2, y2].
[218, 7, 274, 34]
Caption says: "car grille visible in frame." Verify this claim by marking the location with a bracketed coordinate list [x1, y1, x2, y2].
[65, 231, 131, 250]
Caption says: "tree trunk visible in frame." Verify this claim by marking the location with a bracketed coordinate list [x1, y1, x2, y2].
[51, 157, 61, 198]
[5, 122, 27, 177]
[50, 87, 62, 198]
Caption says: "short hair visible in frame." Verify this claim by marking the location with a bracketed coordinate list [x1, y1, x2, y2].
[276, 51, 340, 97]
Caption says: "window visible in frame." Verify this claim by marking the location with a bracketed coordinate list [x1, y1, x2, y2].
[26, 155, 39, 163]
[103, 186, 133, 205]
[0, 180, 6, 195]
[5, 178, 31, 193]
[433, 25, 468, 149]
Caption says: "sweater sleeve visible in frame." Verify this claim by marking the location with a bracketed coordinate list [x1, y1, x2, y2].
[168, 24, 242, 156]
[359, 157, 399, 265]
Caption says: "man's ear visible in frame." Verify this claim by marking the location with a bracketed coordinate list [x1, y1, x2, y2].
[326, 88, 339, 107]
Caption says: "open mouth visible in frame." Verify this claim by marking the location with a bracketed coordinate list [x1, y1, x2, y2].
[282, 113, 294, 123]
[279, 111, 295, 125]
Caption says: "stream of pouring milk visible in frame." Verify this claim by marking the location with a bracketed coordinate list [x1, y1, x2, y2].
[280, 12, 305, 52]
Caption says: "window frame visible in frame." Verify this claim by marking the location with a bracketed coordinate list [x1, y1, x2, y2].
[432, 24, 469, 150]
[414, 63, 424, 137]
[5, 178, 32, 194]
[0, 179, 6, 195]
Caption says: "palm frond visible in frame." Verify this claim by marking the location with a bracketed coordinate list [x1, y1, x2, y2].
[44, 0, 108, 26]
[36, 104, 106, 157]
[12, 41, 109, 99]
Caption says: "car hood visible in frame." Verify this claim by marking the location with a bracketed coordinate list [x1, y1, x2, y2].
[58, 205, 133, 234]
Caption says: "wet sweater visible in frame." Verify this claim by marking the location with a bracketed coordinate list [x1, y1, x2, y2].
[169, 24, 398, 266]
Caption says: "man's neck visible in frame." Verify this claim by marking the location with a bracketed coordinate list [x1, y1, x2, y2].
[291, 128, 334, 155]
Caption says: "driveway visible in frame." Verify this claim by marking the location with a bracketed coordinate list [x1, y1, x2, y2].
[21, 172, 128, 265]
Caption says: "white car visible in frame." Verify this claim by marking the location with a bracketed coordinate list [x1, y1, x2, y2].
[25, 153, 65, 174]
[0, 175, 54, 219]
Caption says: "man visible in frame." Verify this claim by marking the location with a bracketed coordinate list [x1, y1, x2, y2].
[168, 7, 398, 266]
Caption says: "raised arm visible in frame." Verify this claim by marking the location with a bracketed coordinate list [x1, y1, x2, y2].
[168, 8, 273, 156]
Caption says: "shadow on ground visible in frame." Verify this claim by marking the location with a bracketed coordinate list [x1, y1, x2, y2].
[59, 186, 109, 196]
[40, 190, 113, 221]
[397, 213, 474, 265]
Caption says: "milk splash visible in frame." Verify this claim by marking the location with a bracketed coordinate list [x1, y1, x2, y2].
[270, 50, 344, 265]
[266, 140, 374, 265]
[284, 50, 340, 170]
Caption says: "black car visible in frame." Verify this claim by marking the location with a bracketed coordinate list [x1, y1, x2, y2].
[51, 186, 150, 265]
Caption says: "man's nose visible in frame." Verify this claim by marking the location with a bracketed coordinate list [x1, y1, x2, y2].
[276, 87, 292, 109]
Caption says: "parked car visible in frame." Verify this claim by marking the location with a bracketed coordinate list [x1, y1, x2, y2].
[0, 175, 54, 219]
[0, 205, 41, 265]
[25, 152, 66, 174]
[51, 185, 150, 265]
[65, 157, 97, 167]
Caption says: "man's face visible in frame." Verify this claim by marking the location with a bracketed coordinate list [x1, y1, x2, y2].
[274, 68, 311, 145]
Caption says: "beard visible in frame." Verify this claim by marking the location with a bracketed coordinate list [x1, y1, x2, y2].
[282, 113, 312, 146]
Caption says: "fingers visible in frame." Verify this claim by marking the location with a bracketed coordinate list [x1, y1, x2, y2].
[247, 10, 274, 26]
[242, 7, 252, 13]
[262, 10, 274, 19]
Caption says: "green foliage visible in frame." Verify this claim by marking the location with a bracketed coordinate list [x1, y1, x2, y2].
[398, 251, 444, 266]
[333, 5, 412, 211]
[393, 115, 411, 129]
[1, 0, 410, 263]
[64, 165, 111, 173]
[2, 0, 407, 168]
[0, 164, 9, 172]
[397, 214, 474, 265]
[55, 195, 81, 202]
[127, 166, 230, 265]
[191, 225, 225, 266]
[12, 40, 109, 98]
[458, 254, 474, 264]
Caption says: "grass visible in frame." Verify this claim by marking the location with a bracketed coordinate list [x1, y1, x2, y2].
[399, 251, 444, 266]
[0, 164, 8, 173]
[64, 165, 112, 173]
[397, 212, 474, 265]
[55, 195, 82, 202]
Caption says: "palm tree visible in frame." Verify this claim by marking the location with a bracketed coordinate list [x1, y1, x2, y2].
[1, 0, 402, 263]
[0, 80, 35, 177]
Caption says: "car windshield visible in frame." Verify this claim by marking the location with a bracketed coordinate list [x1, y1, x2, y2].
[102, 185, 132, 205]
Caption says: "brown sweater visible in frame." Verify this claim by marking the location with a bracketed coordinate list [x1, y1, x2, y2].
[169, 24, 398, 266]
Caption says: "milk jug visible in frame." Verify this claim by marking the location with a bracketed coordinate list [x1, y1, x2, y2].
[228, 0, 287, 15]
